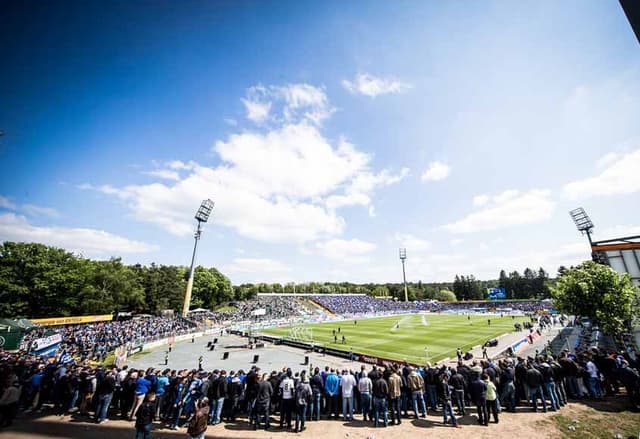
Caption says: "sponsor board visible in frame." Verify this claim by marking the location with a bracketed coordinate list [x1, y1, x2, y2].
[31, 314, 113, 326]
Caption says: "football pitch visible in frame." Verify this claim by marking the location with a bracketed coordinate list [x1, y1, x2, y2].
[263, 313, 530, 364]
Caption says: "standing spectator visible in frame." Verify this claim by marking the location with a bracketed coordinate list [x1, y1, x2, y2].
[340, 370, 356, 422]
[294, 374, 312, 432]
[255, 373, 272, 430]
[79, 368, 97, 416]
[95, 369, 116, 424]
[134, 392, 156, 439]
[0, 380, 21, 427]
[540, 363, 560, 411]
[279, 369, 295, 430]
[450, 367, 467, 416]
[212, 370, 228, 425]
[484, 373, 499, 424]
[407, 367, 427, 419]
[387, 367, 402, 425]
[499, 360, 516, 412]
[324, 369, 339, 420]
[371, 370, 389, 428]
[129, 372, 151, 420]
[155, 370, 169, 419]
[357, 370, 372, 422]
[309, 368, 323, 421]
[526, 364, 547, 412]
[586, 355, 602, 398]
[470, 372, 488, 426]
[440, 372, 460, 428]
[187, 398, 209, 439]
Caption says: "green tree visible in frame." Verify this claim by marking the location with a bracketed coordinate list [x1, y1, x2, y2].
[552, 261, 639, 334]
[192, 266, 233, 309]
[435, 289, 457, 302]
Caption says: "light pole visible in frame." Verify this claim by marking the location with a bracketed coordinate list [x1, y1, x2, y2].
[399, 248, 408, 302]
[182, 199, 214, 317]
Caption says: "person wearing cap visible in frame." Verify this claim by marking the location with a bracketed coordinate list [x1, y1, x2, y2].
[540, 362, 560, 411]
[357, 369, 373, 422]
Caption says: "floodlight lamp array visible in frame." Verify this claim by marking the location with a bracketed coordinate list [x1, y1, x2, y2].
[569, 207, 594, 233]
[399, 247, 407, 260]
[195, 199, 214, 223]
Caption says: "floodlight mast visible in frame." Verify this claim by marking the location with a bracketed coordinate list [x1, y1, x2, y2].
[182, 199, 214, 317]
[399, 248, 408, 302]
[569, 207, 594, 246]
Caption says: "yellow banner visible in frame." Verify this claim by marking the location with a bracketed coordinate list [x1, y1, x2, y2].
[31, 314, 113, 326]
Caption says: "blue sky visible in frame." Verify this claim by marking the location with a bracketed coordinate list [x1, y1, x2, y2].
[1, 0, 639, 284]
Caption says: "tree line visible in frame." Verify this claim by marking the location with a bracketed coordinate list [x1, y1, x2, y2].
[0, 241, 556, 319]
[0, 242, 232, 319]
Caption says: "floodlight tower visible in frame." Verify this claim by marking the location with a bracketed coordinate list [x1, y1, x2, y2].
[569, 207, 595, 246]
[399, 248, 408, 302]
[182, 199, 214, 317]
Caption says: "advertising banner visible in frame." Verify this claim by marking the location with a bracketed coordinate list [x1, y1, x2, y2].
[30, 333, 63, 357]
[31, 314, 113, 326]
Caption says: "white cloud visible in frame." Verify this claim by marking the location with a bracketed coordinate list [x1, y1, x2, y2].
[21, 204, 59, 218]
[0, 196, 17, 210]
[394, 233, 431, 252]
[84, 84, 406, 244]
[0, 213, 156, 256]
[0, 196, 59, 218]
[563, 148, 640, 200]
[241, 83, 334, 125]
[341, 73, 411, 97]
[222, 257, 291, 274]
[472, 194, 489, 207]
[450, 238, 464, 246]
[596, 152, 619, 168]
[442, 189, 555, 233]
[316, 238, 376, 263]
[144, 169, 181, 181]
[420, 161, 451, 182]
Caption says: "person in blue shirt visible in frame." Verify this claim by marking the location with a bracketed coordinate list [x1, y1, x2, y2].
[324, 369, 339, 419]
[155, 370, 170, 419]
[128, 373, 151, 421]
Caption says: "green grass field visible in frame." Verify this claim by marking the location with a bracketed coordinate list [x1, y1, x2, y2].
[263, 313, 530, 364]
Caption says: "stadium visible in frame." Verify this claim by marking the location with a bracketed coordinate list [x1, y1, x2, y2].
[2, 2, 640, 439]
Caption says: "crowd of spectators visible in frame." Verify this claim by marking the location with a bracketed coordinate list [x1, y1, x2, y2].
[311, 295, 552, 316]
[190, 297, 307, 326]
[20, 317, 195, 363]
[0, 345, 638, 432]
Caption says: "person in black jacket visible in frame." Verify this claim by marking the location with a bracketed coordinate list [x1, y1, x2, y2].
[134, 392, 156, 439]
[525, 364, 547, 412]
[450, 368, 466, 416]
[469, 374, 487, 425]
[440, 373, 460, 428]
[372, 372, 389, 428]
[95, 369, 116, 423]
[255, 374, 273, 430]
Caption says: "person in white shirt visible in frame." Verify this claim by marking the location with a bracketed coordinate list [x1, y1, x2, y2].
[586, 358, 602, 398]
[357, 370, 373, 421]
[279, 370, 295, 429]
[340, 370, 356, 421]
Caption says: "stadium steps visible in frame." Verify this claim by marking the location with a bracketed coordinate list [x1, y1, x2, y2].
[307, 298, 336, 317]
